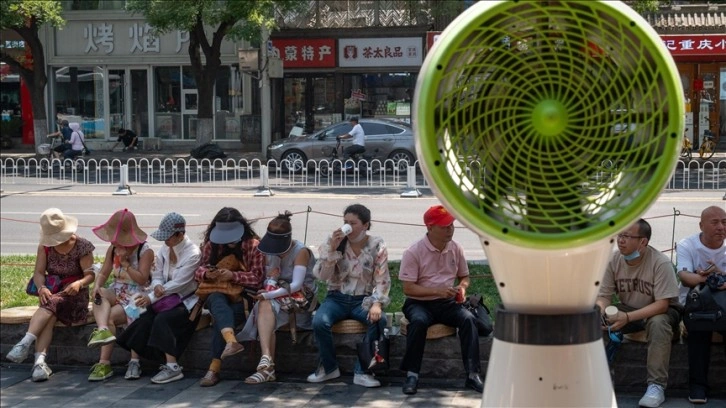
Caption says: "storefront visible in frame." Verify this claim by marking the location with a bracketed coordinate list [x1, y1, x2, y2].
[271, 36, 422, 137]
[40, 12, 252, 145]
[660, 34, 726, 148]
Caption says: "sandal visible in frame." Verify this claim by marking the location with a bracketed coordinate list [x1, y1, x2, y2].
[256, 355, 274, 371]
[244, 367, 276, 384]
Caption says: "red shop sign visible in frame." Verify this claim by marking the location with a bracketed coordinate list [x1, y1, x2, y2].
[271, 38, 336, 68]
[660, 35, 726, 57]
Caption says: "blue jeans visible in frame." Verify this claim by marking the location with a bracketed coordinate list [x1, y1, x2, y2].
[312, 291, 387, 374]
[205, 292, 247, 359]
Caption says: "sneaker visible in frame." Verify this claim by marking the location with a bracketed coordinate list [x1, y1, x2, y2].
[151, 365, 184, 384]
[88, 363, 113, 381]
[688, 387, 708, 404]
[353, 373, 381, 388]
[306, 366, 340, 383]
[31, 362, 52, 382]
[639, 383, 665, 408]
[124, 360, 141, 380]
[220, 342, 244, 359]
[6, 342, 31, 363]
[87, 328, 116, 348]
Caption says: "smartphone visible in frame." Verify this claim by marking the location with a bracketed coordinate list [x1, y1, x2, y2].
[94, 293, 102, 305]
[704, 264, 716, 274]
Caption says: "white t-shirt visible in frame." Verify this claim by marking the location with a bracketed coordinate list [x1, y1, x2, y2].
[675, 233, 726, 304]
[349, 123, 365, 146]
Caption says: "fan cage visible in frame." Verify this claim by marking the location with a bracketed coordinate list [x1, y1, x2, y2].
[414, 0, 683, 249]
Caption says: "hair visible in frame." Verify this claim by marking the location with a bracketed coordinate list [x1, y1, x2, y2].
[203, 207, 258, 265]
[635, 218, 652, 241]
[344, 203, 371, 230]
[268, 210, 293, 234]
[118, 128, 126, 135]
[61, 120, 69, 126]
[349, 116, 359, 123]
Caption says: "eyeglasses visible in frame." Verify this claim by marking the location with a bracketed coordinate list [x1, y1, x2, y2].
[616, 234, 643, 240]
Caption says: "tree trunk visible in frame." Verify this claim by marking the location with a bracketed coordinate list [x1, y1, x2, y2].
[195, 71, 216, 144]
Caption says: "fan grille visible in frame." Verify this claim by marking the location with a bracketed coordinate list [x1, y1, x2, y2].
[415, 0, 683, 249]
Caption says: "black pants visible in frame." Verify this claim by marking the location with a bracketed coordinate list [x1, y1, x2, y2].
[687, 329, 726, 395]
[116, 304, 197, 361]
[400, 297, 481, 375]
[344, 144, 365, 159]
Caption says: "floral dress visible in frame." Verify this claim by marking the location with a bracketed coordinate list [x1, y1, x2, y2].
[108, 242, 152, 324]
[41, 237, 95, 326]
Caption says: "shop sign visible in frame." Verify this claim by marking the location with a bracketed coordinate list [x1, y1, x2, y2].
[270, 38, 335, 68]
[339, 37, 422, 67]
[660, 34, 726, 56]
[53, 20, 238, 58]
[350, 89, 367, 101]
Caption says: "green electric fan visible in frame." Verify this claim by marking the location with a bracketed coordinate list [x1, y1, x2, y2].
[414, 1, 683, 406]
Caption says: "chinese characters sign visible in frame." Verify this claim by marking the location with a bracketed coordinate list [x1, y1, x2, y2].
[271, 38, 335, 68]
[339, 38, 422, 67]
[660, 35, 726, 57]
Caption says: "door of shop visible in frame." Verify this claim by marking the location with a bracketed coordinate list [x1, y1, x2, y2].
[109, 68, 150, 138]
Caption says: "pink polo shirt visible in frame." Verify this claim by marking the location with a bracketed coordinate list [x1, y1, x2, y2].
[399, 235, 469, 301]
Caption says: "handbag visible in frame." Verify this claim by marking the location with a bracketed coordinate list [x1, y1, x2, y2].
[26, 274, 80, 296]
[356, 322, 390, 374]
[684, 283, 726, 332]
[277, 280, 318, 313]
[151, 293, 183, 314]
[463, 293, 494, 336]
[195, 280, 244, 302]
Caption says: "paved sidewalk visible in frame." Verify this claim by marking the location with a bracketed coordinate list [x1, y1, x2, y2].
[1, 364, 724, 407]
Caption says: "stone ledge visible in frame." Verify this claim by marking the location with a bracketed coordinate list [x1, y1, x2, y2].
[1, 320, 724, 391]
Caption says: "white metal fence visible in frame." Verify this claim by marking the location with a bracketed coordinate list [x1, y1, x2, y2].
[1, 157, 725, 191]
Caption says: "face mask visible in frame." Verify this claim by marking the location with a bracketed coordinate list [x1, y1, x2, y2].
[623, 250, 640, 261]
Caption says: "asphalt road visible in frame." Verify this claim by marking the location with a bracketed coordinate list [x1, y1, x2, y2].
[0, 184, 723, 261]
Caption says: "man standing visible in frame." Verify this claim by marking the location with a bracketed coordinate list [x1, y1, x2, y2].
[676, 205, 726, 404]
[337, 116, 365, 163]
[398, 205, 482, 395]
[110, 128, 139, 152]
[596, 218, 681, 407]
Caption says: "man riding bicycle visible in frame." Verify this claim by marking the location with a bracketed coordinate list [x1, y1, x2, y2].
[337, 117, 365, 163]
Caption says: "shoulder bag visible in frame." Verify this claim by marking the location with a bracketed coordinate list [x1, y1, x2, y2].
[463, 293, 494, 336]
[356, 322, 389, 374]
[684, 282, 726, 332]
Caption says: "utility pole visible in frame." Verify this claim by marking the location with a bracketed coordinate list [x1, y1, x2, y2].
[260, 26, 271, 154]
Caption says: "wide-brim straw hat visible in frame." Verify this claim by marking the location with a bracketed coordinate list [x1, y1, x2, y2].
[39, 208, 78, 247]
[92, 208, 147, 246]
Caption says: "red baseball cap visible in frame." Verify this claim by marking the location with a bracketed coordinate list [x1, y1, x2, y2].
[423, 205, 455, 227]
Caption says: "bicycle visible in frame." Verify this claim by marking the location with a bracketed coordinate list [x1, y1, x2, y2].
[680, 135, 692, 161]
[698, 130, 716, 160]
[37, 134, 84, 172]
[319, 138, 379, 177]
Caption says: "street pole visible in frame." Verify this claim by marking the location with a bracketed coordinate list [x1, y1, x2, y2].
[260, 26, 271, 154]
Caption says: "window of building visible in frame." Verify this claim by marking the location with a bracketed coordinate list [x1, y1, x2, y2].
[60, 0, 126, 11]
[53, 66, 105, 139]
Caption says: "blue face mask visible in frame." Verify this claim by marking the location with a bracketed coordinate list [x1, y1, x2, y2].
[623, 250, 641, 261]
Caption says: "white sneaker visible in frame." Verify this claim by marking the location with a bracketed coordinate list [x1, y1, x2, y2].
[32, 362, 52, 382]
[6, 342, 31, 363]
[306, 366, 340, 383]
[353, 373, 381, 388]
[639, 383, 665, 408]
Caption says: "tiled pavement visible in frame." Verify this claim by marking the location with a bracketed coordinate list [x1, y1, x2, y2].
[1, 364, 724, 407]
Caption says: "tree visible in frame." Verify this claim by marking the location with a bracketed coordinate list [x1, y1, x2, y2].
[0, 0, 64, 147]
[126, 0, 306, 146]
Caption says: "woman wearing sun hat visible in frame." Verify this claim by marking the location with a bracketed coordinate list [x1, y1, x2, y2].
[237, 210, 317, 384]
[194, 207, 265, 387]
[86, 209, 153, 382]
[5, 208, 96, 382]
[116, 212, 202, 385]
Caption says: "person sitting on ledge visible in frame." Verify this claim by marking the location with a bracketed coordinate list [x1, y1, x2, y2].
[5, 208, 96, 382]
[307, 203, 390, 388]
[398, 205, 483, 395]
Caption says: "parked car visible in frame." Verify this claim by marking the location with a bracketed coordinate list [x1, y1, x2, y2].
[267, 118, 417, 172]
